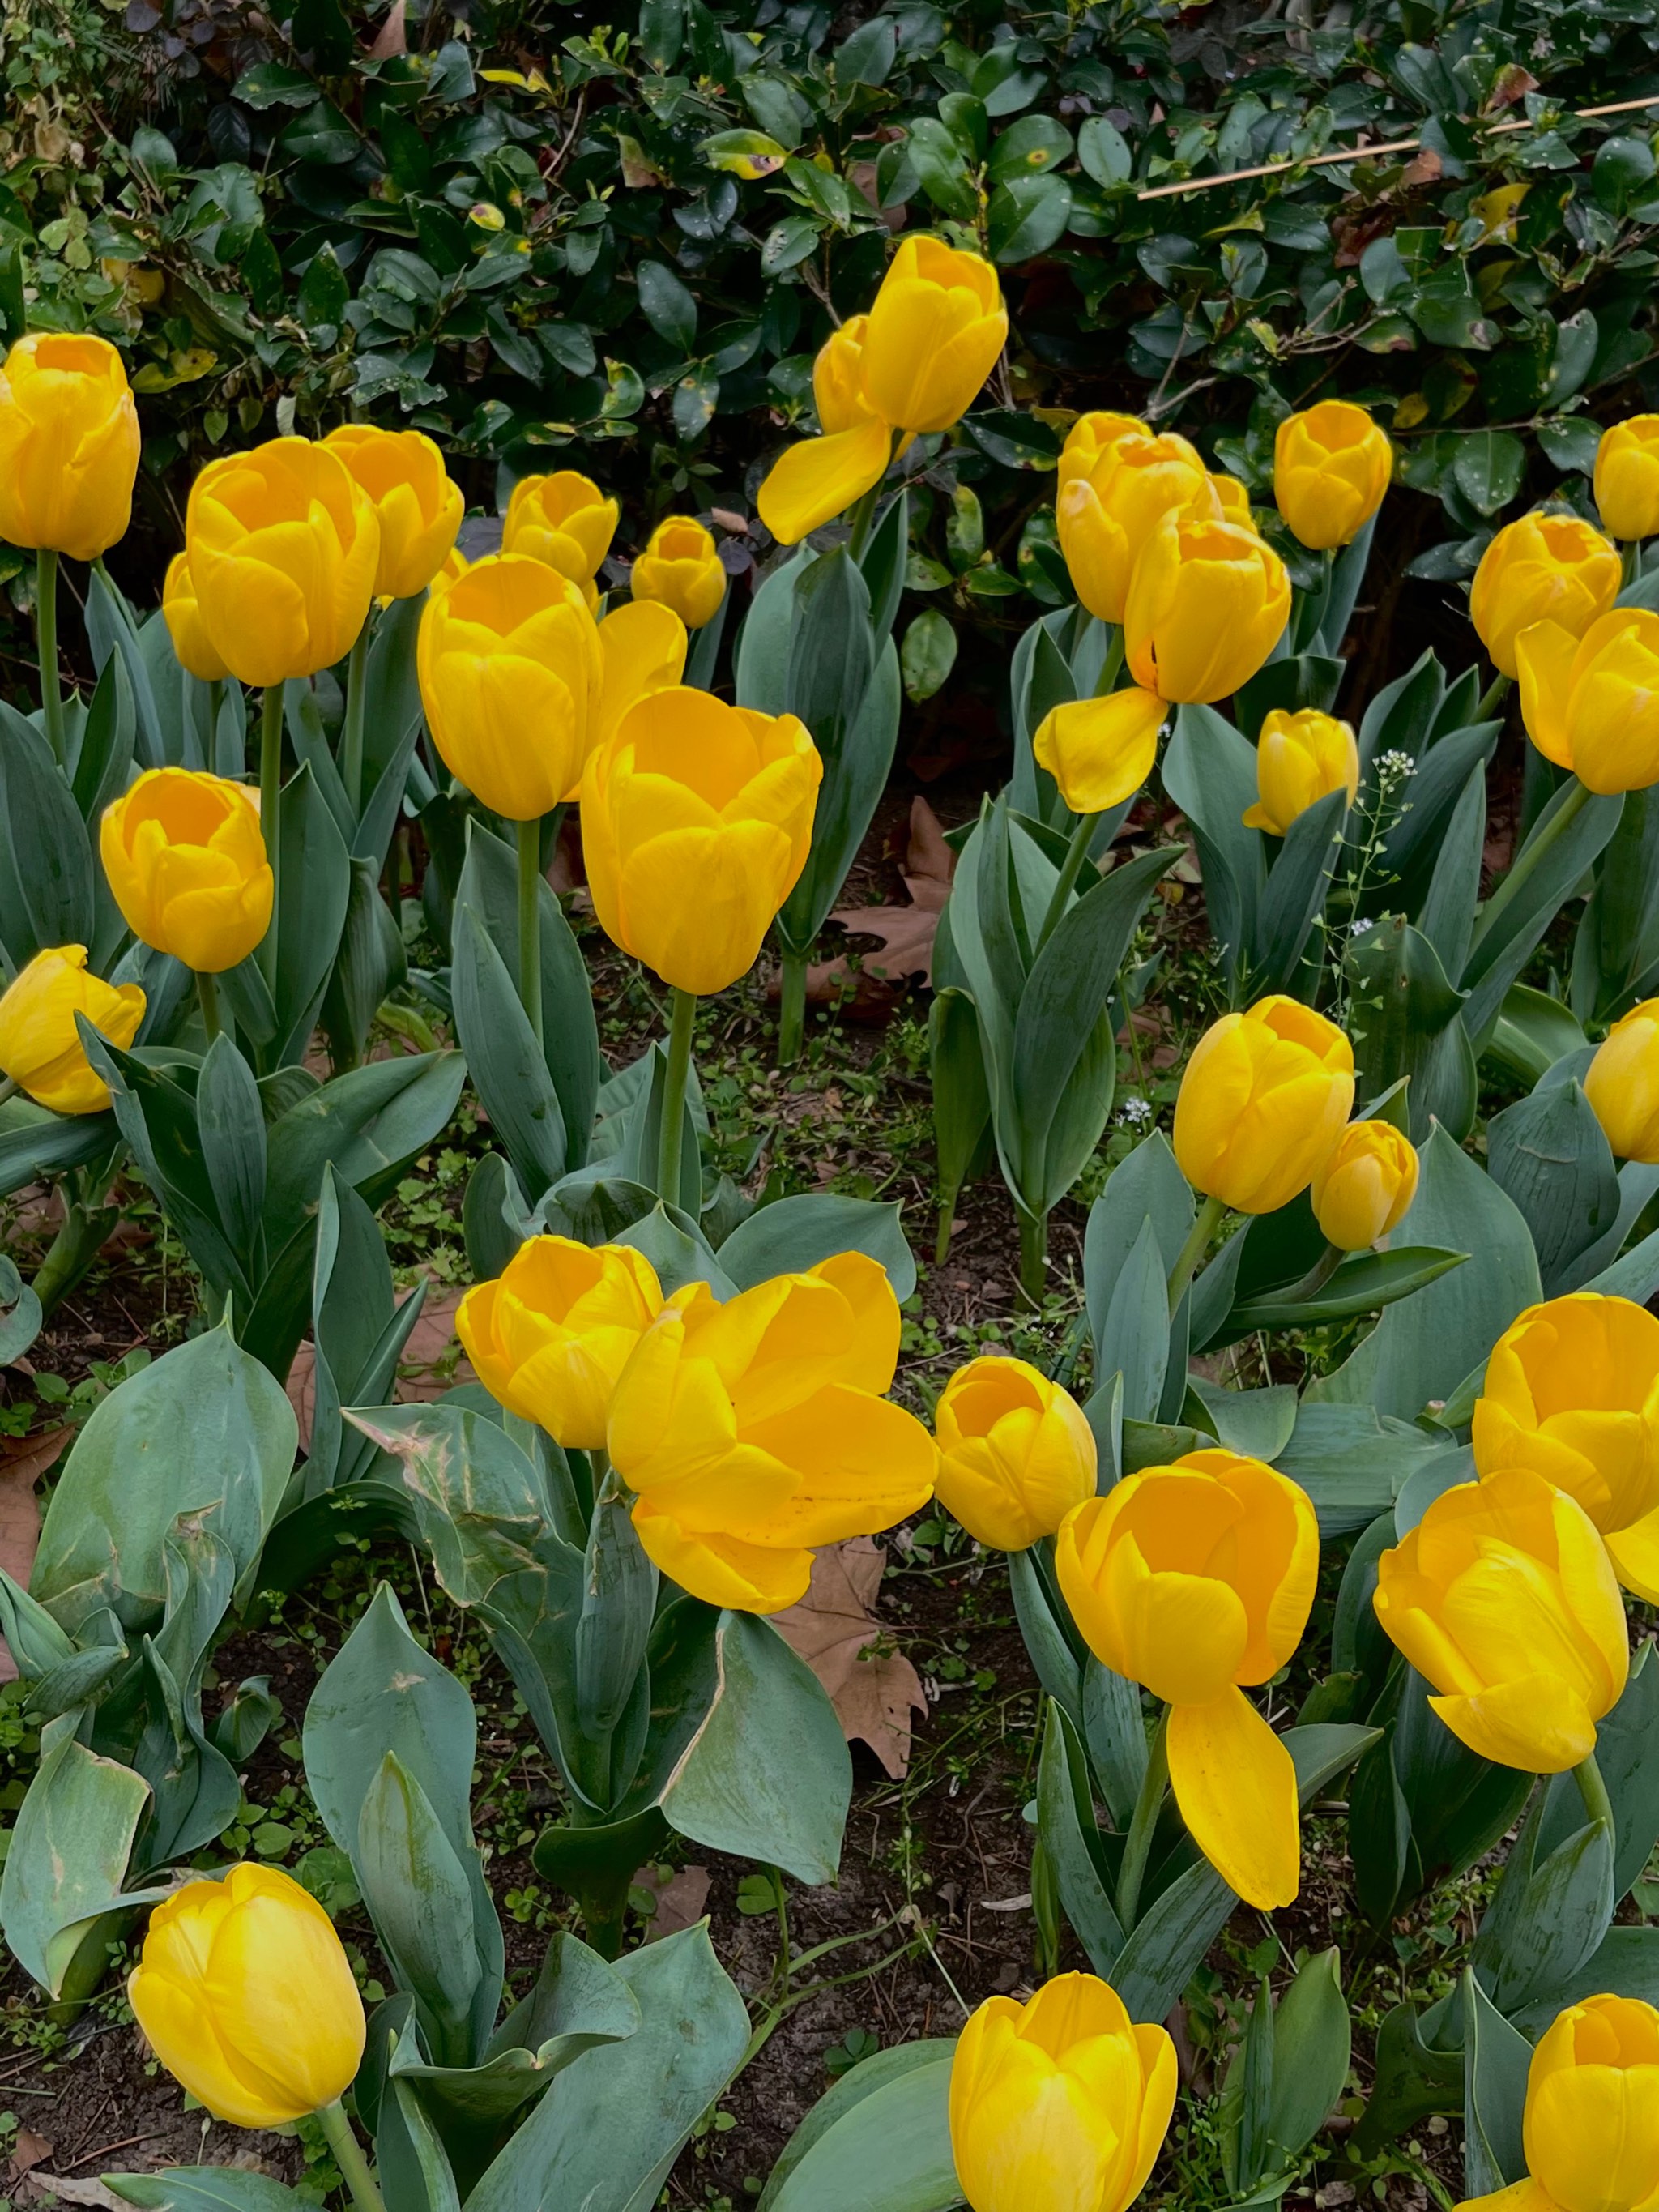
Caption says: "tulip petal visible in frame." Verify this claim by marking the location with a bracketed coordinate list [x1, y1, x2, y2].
[631, 1501, 812, 1612]
[1606, 1505, 1659, 1605]
[1516, 619, 1580, 771]
[1032, 688, 1163, 814]
[1166, 1688, 1299, 1909]
[1450, 2187, 1559, 2212]
[1431, 1672, 1600, 1774]
[757, 417, 893, 546]
[738, 1386, 937, 1546]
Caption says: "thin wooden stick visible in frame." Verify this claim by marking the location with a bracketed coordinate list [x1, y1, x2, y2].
[1135, 92, 1659, 202]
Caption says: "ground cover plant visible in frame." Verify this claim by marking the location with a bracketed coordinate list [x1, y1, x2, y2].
[5, 2, 1659, 2209]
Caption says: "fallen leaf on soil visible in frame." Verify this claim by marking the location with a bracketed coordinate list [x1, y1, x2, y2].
[803, 796, 955, 1010]
[11, 2133, 53, 2179]
[0, 1431, 67, 1684]
[23, 2176, 122, 2208]
[774, 1537, 926, 1779]
[632, 1864, 711, 1941]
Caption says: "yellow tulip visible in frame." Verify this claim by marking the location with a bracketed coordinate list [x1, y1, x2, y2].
[596, 598, 688, 745]
[814, 314, 875, 433]
[1585, 997, 1659, 1162]
[632, 517, 727, 629]
[949, 1973, 1176, 2212]
[580, 685, 821, 995]
[456, 1236, 664, 1450]
[127, 1863, 365, 2129]
[0, 945, 144, 1115]
[1033, 687, 1164, 814]
[1273, 400, 1392, 551]
[1055, 410, 1149, 496]
[1474, 1292, 1659, 1603]
[0, 332, 140, 561]
[859, 235, 1008, 436]
[1242, 708, 1359, 835]
[1457, 1994, 1659, 2212]
[186, 438, 379, 688]
[932, 1356, 1096, 1551]
[1596, 415, 1659, 543]
[323, 423, 463, 600]
[501, 469, 620, 591]
[417, 553, 603, 820]
[757, 416, 894, 548]
[1470, 511, 1621, 681]
[1373, 1466, 1628, 1773]
[607, 1253, 937, 1610]
[1173, 996, 1355, 1215]
[161, 553, 229, 684]
[1310, 1119, 1418, 1249]
[1125, 513, 1291, 704]
[1516, 609, 1659, 794]
[100, 769, 273, 973]
[1056, 430, 1221, 626]
[1056, 1448, 1320, 1907]
[1210, 472, 1254, 525]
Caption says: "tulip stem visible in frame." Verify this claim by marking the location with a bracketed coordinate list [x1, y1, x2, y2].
[318, 2099, 385, 2212]
[516, 814, 544, 1048]
[1017, 1208, 1049, 1305]
[1038, 812, 1098, 947]
[778, 950, 808, 1065]
[340, 621, 373, 819]
[1474, 672, 1512, 724]
[196, 968, 222, 1044]
[1115, 1710, 1171, 1931]
[657, 986, 697, 1206]
[1473, 775, 1591, 954]
[1166, 1192, 1227, 1317]
[1574, 1749, 1614, 1834]
[36, 550, 64, 766]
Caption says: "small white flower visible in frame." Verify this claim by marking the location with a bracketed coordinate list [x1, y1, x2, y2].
[1118, 1095, 1154, 1125]
[1379, 749, 1416, 777]
[1350, 916, 1375, 939]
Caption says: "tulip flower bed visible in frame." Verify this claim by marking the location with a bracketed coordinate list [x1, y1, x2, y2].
[9, 208, 1659, 2212]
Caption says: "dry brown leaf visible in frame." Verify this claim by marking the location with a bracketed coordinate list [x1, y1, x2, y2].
[0, 1432, 66, 1685]
[286, 1341, 316, 1454]
[11, 2133, 53, 2179]
[632, 1863, 711, 1941]
[806, 796, 956, 1005]
[23, 2176, 122, 2208]
[774, 1537, 925, 1779]
[368, 0, 407, 56]
[397, 1285, 476, 1402]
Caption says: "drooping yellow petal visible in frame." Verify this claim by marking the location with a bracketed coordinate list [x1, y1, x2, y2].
[757, 416, 893, 545]
[1166, 1688, 1299, 1909]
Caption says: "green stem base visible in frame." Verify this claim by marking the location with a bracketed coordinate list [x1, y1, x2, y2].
[1166, 1191, 1227, 1317]
[778, 949, 808, 1065]
[658, 986, 697, 1205]
[517, 814, 545, 1048]
[37, 549, 64, 766]
[318, 2099, 385, 2212]
[1115, 1709, 1171, 1932]
[1017, 1208, 1048, 1306]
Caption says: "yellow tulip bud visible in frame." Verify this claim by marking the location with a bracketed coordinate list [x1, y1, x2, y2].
[100, 769, 273, 974]
[127, 1864, 365, 2129]
[1056, 1449, 1319, 1907]
[1373, 1465, 1629, 1773]
[1272, 399, 1392, 551]
[1470, 510, 1621, 681]
[1056, 430, 1221, 626]
[1516, 609, 1659, 794]
[1032, 686, 1163, 815]
[456, 1236, 664, 1450]
[417, 554, 603, 821]
[161, 553, 229, 683]
[1055, 410, 1149, 496]
[1473, 1292, 1659, 1603]
[932, 1356, 1096, 1551]
[1210, 472, 1255, 525]
[1125, 512, 1291, 704]
[0, 332, 140, 561]
[1243, 708, 1360, 835]
[608, 1253, 937, 1611]
[186, 438, 379, 688]
[1173, 996, 1355, 1215]
[323, 423, 463, 600]
[813, 313, 874, 433]
[1460, 1992, 1659, 2212]
[1596, 415, 1659, 543]
[0, 945, 144, 1115]
[1586, 997, 1659, 1163]
[596, 597, 688, 746]
[631, 516, 727, 630]
[501, 469, 620, 590]
[859, 235, 1008, 435]
[949, 1973, 1176, 2212]
[1310, 1119, 1418, 1249]
[757, 416, 894, 548]
[580, 685, 821, 995]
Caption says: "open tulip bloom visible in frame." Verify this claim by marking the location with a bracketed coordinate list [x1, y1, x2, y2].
[1457, 1992, 1659, 2212]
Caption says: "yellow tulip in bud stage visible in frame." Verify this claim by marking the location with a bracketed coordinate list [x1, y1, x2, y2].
[100, 769, 273, 974]
[127, 1863, 365, 2129]
[0, 331, 140, 562]
[1174, 996, 1355, 1216]
[501, 469, 620, 591]
[161, 553, 230, 684]
[1033, 688, 1164, 815]
[323, 423, 463, 600]
[1311, 1119, 1418, 1249]
[417, 554, 604, 820]
[1585, 997, 1659, 1163]
[1457, 1993, 1659, 2212]
[1210, 472, 1254, 525]
[1470, 511, 1621, 681]
[607, 1253, 937, 1611]
[1243, 708, 1359, 835]
[596, 598, 688, 746]
[1056, 429, 1221, 626]
[1374, 1465, 1628, 1773]
[457, 1236, 664, 1450]
[949, 1974, 1177, 2212]
[1056, 1449, 1320, 1908]
[932, 1356, 1097, 1551]
[813, 314, 875, 433]
[0, 946, 144, 1115]
[1055, 410, 1150, 495]
[631, 516, 727, 629]
[1596, 414, 1659, 543]
[1516, 609, 1659, 793]
[1125, 513, 1291, 703]
[1474, 1292, 1659, 1603]
[1273, 399, 1392, 551]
